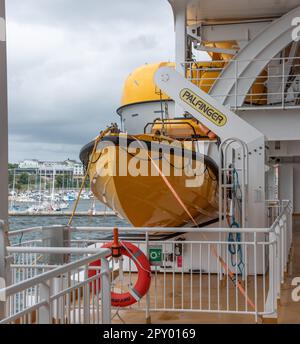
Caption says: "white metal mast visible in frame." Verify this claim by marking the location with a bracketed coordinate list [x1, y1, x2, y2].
[51, 169, 56, 206]
[10, 169, 16, 210]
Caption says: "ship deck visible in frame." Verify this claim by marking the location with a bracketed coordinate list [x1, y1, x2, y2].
[112, 216, 300, 324]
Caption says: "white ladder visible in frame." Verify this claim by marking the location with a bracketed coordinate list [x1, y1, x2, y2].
[219, 138, 249, 229]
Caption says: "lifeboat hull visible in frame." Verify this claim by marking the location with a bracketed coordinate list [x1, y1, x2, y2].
[81, 135, 219, 228]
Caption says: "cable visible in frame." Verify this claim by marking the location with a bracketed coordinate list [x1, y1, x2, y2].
[121, 141, 218, 181]
[68, 125, 116, 227]
[228, 223, 244, 276]
[227, 168, 245, 276]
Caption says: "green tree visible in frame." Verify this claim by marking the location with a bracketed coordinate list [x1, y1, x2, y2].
[8, 170, 14, 189]
[56, 175, 63, 189]
[8, 163, 18, 170]
[18, 173, 29, 187]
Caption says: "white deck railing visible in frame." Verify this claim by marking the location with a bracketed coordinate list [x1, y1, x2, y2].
[0, 200, 293, 323]
[183, 57, 300, 110]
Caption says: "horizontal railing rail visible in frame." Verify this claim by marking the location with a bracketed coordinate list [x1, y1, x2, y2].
[2, 199, 293, 324]
[0, 249, 111, 324]
[182, 57, 300, 110]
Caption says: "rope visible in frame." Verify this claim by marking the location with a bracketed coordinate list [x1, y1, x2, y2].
[227, 169, 245, 276]
[67, 126, 114, 227]
[228, 223, 244, 276]
[120, 241, 151, 274]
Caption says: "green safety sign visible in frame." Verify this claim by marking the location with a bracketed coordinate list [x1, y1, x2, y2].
[149, 247, 163, 266]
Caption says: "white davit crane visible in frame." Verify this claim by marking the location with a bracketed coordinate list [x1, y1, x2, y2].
[154, 67, 266, 228]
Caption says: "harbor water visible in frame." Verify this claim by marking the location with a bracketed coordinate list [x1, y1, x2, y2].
[9, 199, 128, 232]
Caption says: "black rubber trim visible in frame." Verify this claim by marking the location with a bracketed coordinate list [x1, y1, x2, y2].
[80, 135, 219, 177]
[100, 218, 219, 241]
[116, 99, 173, 116]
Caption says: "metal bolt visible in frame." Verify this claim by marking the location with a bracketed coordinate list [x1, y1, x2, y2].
[161, 74, 170, 82]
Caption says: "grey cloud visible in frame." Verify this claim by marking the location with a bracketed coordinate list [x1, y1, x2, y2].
[7, 0, 173, 28]
[7, 0, 175, 162]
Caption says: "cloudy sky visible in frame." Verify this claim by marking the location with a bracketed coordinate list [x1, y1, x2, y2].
[6, 0, 175, 163]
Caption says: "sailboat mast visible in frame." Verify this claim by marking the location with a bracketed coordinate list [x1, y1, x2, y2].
[39, 169, 42, 206]
[51, 168, 56, 203]
[11, 168, 16, 209]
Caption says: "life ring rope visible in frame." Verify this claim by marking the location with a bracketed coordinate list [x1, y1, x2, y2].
[120, 241, 151, 274]
[129, 286, 143, 302]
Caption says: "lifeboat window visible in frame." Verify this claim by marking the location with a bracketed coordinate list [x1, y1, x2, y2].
[131, 113, 139, 118]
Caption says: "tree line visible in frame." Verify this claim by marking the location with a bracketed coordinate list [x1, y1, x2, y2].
[8, 165, 88, 191]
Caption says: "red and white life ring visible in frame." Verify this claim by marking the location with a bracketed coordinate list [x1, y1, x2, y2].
[88, 241, 151, 308]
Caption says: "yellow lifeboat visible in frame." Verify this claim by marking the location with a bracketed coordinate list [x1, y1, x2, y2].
[81, 131, 219, 227]
[81, 48, 268, 228]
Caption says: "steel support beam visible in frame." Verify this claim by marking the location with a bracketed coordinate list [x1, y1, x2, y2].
[188, 21, 271, 44]
[169, 0, 188, 117]
[238, 108, 300, 141]
[0, 0, 7, 223]
[0, 0, 8, 321]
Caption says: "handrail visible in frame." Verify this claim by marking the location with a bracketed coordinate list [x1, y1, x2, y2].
[8, 226, 43, 237]
[0, 301, 48, 325]
[71, 226, 274, 233]
[7, 226, 274, 236]
[182, 56, 300, 110]
[144, 120, 199, 137]
[6, 200, 291, 239]
[6, 247, 109, 255]
[270, 200, 292, 231]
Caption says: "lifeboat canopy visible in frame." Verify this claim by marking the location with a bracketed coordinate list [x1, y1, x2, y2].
[121, 62, 175, 107]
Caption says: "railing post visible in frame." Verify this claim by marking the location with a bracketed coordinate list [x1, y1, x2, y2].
[270, 235, 276, 313]
[235, 60, 238, 109]
[288, 203, 293, 276]
[282, 216, 287, 277]
[42, 226, 71, 265]
[145, 232, 151, 324]
[254, 232, 258, 323]
[282, 58, 285, 109]
[100, 258, 111, 324]
[263, 231, 278, 323]
[274, 225, 281, 305]
[0, 220, 10, 321]
[83, 266, 90, 324]
[38, 281, 51, 324]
